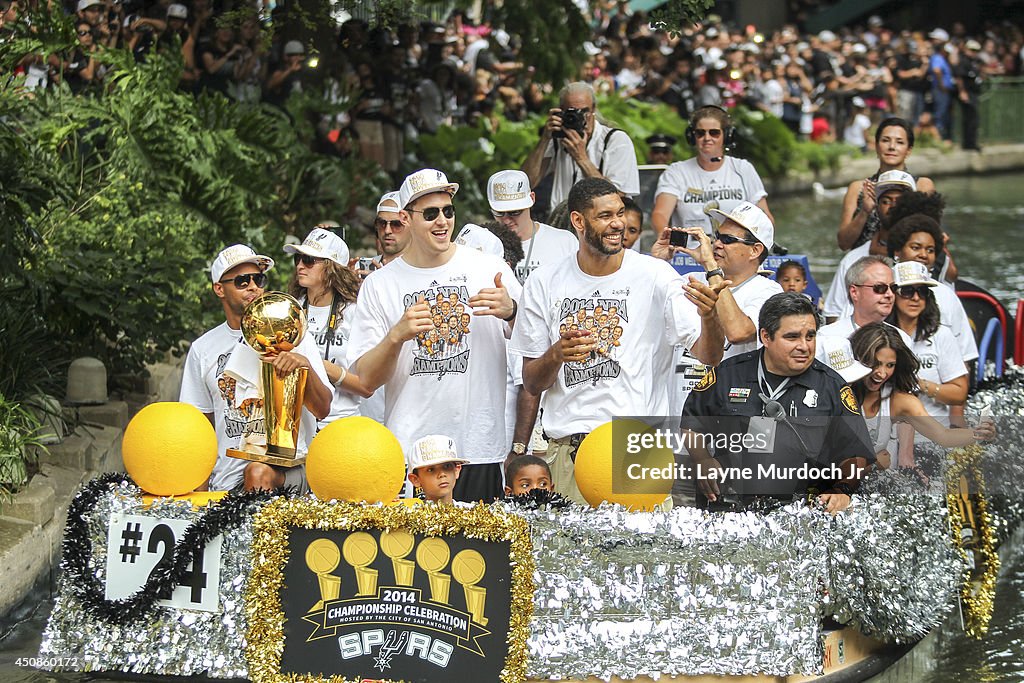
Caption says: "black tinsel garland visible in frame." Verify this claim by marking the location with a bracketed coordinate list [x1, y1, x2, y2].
[61, 473, 288, 625]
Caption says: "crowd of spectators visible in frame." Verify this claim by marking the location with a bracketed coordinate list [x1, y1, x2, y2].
[3, 0, 1023, 168]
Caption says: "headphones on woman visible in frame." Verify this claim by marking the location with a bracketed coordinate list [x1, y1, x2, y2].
[684, 105, 737, 152]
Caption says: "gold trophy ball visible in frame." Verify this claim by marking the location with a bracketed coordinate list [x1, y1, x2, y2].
[380, 530, 415, 559]
[305, 539, 341, 574]
[342, 532, 379, 568]
[451, 549, 486, 586]
[240, 291, 307, 354]
[415, 537, 451, 573]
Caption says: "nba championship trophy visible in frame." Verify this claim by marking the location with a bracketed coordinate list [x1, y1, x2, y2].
[227, 292, 308, 467]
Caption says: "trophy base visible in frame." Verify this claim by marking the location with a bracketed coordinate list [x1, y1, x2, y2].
[226, 448, 307, 468]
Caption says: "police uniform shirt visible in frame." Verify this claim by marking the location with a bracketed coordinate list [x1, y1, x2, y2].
[681, 349, 874, 497]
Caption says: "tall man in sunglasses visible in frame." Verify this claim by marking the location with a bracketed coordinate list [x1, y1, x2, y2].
[347, 169, 522, 503]
[180, 244, 332, 492]
[817, 255, 914, 349]
[522, 81, 639, 214]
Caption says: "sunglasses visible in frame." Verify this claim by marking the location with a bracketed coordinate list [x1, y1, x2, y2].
[491, 209, 524, 219]
[374, 218, 403, 230]
[695, 128, 723, 139]
[293, 254, 325, 267]
[77, 29, 92, 36]
[714, 232, 758, 246]
[407, 205, 455, 221]
[853, 282, 898, 295]
[220, 272, 267, 289]
[895, 284, 931, 300]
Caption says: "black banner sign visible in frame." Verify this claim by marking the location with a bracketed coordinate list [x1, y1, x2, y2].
[280, 527, 512, 682]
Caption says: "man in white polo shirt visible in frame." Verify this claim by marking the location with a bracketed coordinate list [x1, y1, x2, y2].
[487, 169, 578, 283]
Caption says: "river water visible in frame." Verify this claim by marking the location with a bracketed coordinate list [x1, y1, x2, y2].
[0, 173, 1022, 682]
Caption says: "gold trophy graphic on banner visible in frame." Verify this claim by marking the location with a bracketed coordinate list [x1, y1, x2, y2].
[416, 537, 452, 604]
[343, 532, 380, 596]
[305, 539, 342, 612]
[227, 292, 308, 467]
[452, 549, 488, 626]
[381, 530, 416, 587]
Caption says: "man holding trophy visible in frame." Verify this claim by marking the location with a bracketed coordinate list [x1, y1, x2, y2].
[180, 244, 332, 493]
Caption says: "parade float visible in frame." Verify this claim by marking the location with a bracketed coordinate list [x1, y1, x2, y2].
[35, 293, 1024, 683]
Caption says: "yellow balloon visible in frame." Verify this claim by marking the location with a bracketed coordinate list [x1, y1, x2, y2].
[122, 402, 217, 496]
[573, 419, 673, 511]
[306, 416, 406, 503]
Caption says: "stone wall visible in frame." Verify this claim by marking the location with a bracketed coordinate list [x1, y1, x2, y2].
[0, 357, 184, 618]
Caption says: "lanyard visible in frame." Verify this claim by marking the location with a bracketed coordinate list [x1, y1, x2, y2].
[303, 295, 342, 360]
[757, 358, 791, 403]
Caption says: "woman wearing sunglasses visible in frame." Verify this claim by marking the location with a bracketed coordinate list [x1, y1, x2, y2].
[884, 261, 967, 424]
[284, 227, 371, 427]
[845, 323, 992, 469]
[651, 105, 774, 250]
[837, 117, 936, 251]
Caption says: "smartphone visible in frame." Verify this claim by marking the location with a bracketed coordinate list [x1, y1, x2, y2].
[669, 229, 698, 249]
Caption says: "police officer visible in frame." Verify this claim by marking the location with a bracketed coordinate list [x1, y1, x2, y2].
[681, 292, 874, 514]
[955, 40, 983, 152]
[645, 133, 677, 165]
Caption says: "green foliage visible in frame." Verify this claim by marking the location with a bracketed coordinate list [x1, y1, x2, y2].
[411, 115, 547, 220]
[2, 23, 390, 396]
[793, 140, 851, 175]
[730, 107, 798, 179]
[649, 0, 716, 35]
[492, 0, 590, 85]
[0, 394, 45, 497]
[594, 95, 692, 162]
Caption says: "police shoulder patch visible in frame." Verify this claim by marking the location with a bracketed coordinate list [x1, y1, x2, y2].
[692, 367, 716, 392]
[840, 385, 859, 414]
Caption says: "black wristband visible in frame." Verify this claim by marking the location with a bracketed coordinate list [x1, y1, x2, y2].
[503, 299, 518, 322]
[705, 267, 724, 280]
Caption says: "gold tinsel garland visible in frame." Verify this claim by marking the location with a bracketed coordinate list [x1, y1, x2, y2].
[944, 444, 999, 638]
[245, 498, 535, 683]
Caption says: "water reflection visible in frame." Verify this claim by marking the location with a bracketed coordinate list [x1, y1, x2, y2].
[772, 172, 1024, 309]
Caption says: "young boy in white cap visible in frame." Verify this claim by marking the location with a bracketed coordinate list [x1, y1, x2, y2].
[408, 435, 470, 505]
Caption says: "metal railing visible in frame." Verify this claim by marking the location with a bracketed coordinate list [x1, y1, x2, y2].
[966, 77, 1024, 144]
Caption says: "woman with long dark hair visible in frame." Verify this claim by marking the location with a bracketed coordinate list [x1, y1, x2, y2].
[284, 227, 371, 426]
[847, 323, 991, 468]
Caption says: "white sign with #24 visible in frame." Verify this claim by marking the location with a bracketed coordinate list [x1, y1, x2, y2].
[104, 513, 223, 613]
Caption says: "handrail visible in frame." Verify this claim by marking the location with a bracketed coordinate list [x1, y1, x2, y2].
[977, 318, 1004, 382]
[1016, 300, 1024, 365]
[957, 290, 1008, 353]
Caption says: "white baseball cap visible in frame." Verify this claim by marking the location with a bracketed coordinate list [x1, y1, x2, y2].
[708, 201, 775, 251]
[875, 170, 917, 198]
[376, 191, 401, 215]
[893, 260, 939, 288]
[282, 227, 350, 266]
[166, 4, 188, 19]
[77, 0, 102, 11]
[399, 168, 459, 209]
[487, 170, 533, 212]
[817, 336, 872, 383]
[211, 244, 275, 283]
[409, 435, 469, 470]
[454, 224, 504, 259]
[283, 40, 306, 56]
[929, 28, 949, 42]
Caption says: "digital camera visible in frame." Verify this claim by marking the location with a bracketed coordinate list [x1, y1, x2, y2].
[554, 107, 587, 138]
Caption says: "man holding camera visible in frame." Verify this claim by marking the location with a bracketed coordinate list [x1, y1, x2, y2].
[522, 82, 639, 214]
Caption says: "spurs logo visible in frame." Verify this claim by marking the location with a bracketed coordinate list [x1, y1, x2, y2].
[373, 630, 408, 671]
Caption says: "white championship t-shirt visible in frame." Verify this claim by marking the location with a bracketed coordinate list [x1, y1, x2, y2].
[655, 156, 768, 234]
[347, 245, 522, 464]
[304, 299, 361, 425]
[517, 222, 578, 283]
[509, 249, 702, 438]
